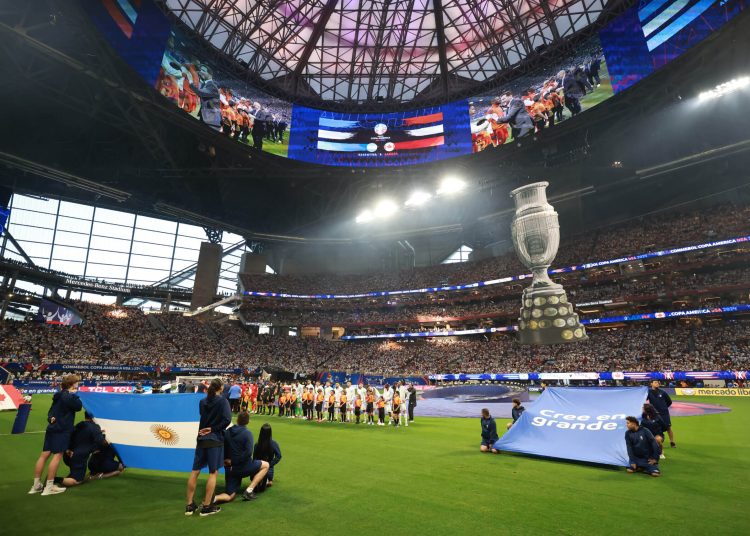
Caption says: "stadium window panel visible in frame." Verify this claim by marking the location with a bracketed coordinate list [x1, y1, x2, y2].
[172, 247, 200, 262]
[56, 216, 92, 234]
[8, 224, 55, 244]
[94, 207, 134, 226]
[51, 244, 88, 262]
[88, 235, 131, 252]
[10, 194, 58, 214]
[133, 227, 175, 246]
[441, 244, 473, 264]
[136, 215, 177, 233]
[14, 280, 45, 294]
[130, 242, 173, 258]
[265, 265, 276, 274]
[49, 259, 85, 274]
[92, 221, 134, 240]
[170, 259, 195, 272]
[53, 230, 89, 248]
[18, 241, 52, 261]
[86, 249, 129, 266]
[83, 264, 127, 280]
[127, 267, 169, 282]
[128, 254, 172, 271]
[175, 235, 203, 250]
[58, 200, 94, 219]
[79, 293, 117, 305]
[177, 222, 206, 238]
[8, 208, 57, 228]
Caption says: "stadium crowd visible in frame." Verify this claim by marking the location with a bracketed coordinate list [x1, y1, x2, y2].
[240, 204, 750, 295]
[2, 300, 748, 376]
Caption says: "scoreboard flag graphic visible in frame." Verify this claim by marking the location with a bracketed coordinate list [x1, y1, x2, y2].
[494, 387, 648, 466]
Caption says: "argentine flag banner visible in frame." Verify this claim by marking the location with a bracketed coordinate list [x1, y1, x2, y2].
[494, 387, 648, 466]
[79, 392, 204, 472]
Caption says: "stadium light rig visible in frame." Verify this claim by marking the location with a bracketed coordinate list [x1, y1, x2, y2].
[405, 191, 432, 207]
[698, 76, 749, 101]
[437, 177, 466, 195]
[374, 199, 398, 219]
[355, 209, 374, 224]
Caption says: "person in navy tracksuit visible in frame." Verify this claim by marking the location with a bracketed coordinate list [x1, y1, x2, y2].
[480, 408, 499, 453]
[30, 374, 82, 496]
[647, 380, 676, 447]
[253, 423, 282, 491]
[61, 411, 109, 486]
[185, 378, 232, 517]
[624, 416, 661, 477]
[214, 411, 269, 503]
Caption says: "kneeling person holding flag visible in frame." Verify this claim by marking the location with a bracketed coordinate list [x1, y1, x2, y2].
[624, 416, 661, 477]
[214, 411, 269, 504]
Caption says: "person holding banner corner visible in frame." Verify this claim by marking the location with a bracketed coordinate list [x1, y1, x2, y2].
[624, 416, 661, 477]
[647, 380, 676, 448]
[480, 408, 499, 453]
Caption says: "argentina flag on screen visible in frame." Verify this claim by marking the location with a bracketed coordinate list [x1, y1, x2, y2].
[79, 392, 205, 472]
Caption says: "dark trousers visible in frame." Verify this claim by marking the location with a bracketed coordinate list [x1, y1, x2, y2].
[252, 123, 265, 150]
[408, 402, 415, 421]
[565, 95, 581, 116]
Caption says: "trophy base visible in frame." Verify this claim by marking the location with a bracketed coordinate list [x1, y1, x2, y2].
[517, 286, 588, 345]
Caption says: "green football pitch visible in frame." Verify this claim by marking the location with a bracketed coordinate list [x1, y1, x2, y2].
[1, 395, 748, 535]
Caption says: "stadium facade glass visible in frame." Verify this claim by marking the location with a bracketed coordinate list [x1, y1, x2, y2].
[1, 194, 251, 306]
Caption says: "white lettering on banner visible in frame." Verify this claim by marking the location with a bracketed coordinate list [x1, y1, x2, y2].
[532, 410, 623, 430]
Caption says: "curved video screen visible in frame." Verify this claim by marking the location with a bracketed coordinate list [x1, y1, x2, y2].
[85, 0, 746, 167]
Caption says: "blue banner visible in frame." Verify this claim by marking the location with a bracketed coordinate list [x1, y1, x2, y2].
[493, 387, 648, 466]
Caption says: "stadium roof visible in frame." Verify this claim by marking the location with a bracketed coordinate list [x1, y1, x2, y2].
[162, 0, 612, 104]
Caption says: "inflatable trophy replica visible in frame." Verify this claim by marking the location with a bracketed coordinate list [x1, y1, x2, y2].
[510, 182, 587, 345]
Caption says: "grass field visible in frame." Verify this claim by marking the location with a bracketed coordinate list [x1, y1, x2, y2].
[1, 395, 748, 535]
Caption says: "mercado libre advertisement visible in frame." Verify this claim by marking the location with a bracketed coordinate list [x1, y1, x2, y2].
[287, 102, 472, 167]
[467, 35, 613, 153]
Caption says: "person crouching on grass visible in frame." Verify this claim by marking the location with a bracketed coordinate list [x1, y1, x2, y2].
[214, 411, 269, 504]
[186, 378, 232, 516]
[641, 404, 667, 459]
[624, 416, 661, 477]
[30, 373, 82, 496]
[480, 408, 499, 453]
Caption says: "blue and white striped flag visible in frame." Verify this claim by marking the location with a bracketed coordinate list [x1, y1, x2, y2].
[79, 392, 205, 472]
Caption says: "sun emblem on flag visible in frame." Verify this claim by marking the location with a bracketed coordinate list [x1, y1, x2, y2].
[150, 424, 179, 445]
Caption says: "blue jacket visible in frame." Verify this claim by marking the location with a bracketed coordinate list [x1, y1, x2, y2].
[197, 395, 232, 444]
[228, 384, 241, 399]
[481, 416, 499, 443]
[647, 388, 672, 415]
[625, 427, 660, 463]
[69, 420, 106, 457]
[254, 439, 282, 467]
[224, 425, 253, 467]
[511, 406, 525, 422]
[47, 389, 83, 434]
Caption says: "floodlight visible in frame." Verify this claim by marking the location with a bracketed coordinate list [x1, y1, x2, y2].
[405, 191, 432, 207]
[355, 209, 374, 224]
[437, 177, 466, 195]
[698, 76, 749, 101]
[374, 199, 398, 218]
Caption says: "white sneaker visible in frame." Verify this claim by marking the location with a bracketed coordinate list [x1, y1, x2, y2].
[660, 454, 666, 459]
[28, 484, 43, 495]
[41, 484, 67, 496]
